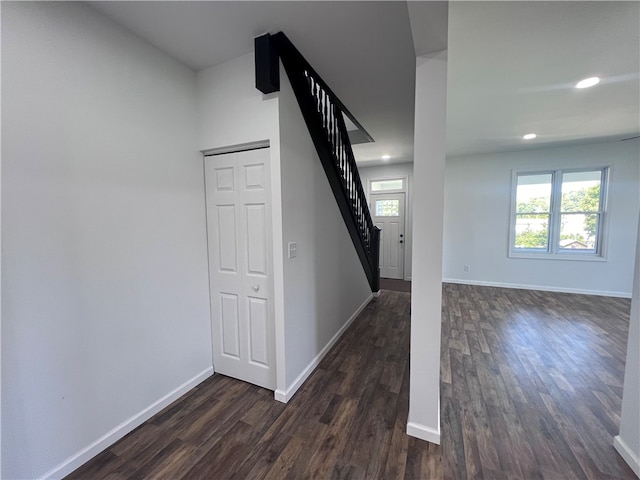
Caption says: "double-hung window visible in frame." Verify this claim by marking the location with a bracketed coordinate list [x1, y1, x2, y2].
[510, 167, 608, 258]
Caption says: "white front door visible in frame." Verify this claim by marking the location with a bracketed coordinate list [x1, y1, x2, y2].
[204, 148, 275, 390]
[371, 192, 405, 280]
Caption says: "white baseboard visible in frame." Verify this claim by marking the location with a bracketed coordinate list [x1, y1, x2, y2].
[614, 435, 640, 478]
[406, 421, 441, 445]
[372, 290, 381, 297]
[442, 278, 631, 299]
[274, 294, 373, 404]
[40, 367, 214, 480]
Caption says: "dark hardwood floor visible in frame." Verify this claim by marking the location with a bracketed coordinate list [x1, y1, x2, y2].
[379, 278, 411, 293]
[66, 284, 635, 480]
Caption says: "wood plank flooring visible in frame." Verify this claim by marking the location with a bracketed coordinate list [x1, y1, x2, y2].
[379, 278, 411, 293]
[66, 284, 635, 480]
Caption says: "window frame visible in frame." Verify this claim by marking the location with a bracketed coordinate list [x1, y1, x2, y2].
[374, 198, 401, 217]
[367, 175, 409, 212]
[508, 166, 610, 261]
[369, 177, 406, 194]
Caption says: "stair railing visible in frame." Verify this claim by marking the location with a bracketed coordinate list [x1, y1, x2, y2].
[255, 32, 380, 292]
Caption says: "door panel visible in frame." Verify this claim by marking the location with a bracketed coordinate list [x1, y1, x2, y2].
[243, 163, 266, 189]
[388, 220, 401, 269]
[245, 204, 267, 274]
[220, 293, 240, 358]
[215, 166, 235, 191]
[216, 205, 237, 272]
[205, 148, 275, 390]
[248, 297, 269, 365]
[371, 192, 405, 279]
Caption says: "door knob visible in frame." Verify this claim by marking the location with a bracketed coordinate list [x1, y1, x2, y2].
[253, 285, 260, 292]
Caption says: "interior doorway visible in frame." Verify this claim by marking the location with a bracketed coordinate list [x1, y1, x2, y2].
[371, 192, 405, 279]
[204, 147, 276, 390]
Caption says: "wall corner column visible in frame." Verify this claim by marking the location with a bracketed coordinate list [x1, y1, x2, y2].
[407, 50, 448, 444]
[614, 211, 640, 477]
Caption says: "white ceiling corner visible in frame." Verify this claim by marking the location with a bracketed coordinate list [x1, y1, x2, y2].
[446, 1, 640, 157]
[87, 1, 640, 163]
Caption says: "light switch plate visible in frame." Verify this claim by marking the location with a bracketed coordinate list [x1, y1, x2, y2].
[288, 242, 297, 259]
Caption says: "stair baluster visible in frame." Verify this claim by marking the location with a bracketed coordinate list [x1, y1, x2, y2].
[255, 32, 380, 292]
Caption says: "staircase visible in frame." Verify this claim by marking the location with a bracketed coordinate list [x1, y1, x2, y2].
[255, 32, 380, 292]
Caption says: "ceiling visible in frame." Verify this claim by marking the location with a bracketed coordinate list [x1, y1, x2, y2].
[89, 1, 419, 165]
[88, 1, 639, 164]
[447, 1, 640, 157]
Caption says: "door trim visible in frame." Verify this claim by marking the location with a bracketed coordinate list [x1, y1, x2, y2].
[371, 192, 406, 280]
[203, 140, 270, 157]
[367, 175, 410, 280]
[203, 147, 276, 390]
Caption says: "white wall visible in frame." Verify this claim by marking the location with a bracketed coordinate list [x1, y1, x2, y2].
[408, 51, 448, 444]
[2, 3, 213, 478]
[197, 53, 279, 152]
[359, 163, 414, 280]
[0, 8, 3, 472]
[197, 53, 288, 398]
[197, 51, 285, 387]
[614, 211, 640, 477]
[443, 140, 640, 297]
[197, 53, 372, 402]
[277, 69, 373, 399]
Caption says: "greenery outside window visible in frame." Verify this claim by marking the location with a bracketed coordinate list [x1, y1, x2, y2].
[510, 168, 608, 258]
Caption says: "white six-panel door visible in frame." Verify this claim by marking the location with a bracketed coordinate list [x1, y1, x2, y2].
[371, 192, 405, 280]
[204, 148, 275, 390]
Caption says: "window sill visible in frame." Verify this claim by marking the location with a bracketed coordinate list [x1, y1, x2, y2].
[508, 252, 607, 262]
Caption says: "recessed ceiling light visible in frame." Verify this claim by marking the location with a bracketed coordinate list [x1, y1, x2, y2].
[575, 77, 600, 89]
[381, 155, 391, 160]
[523, 133, 537, 140]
